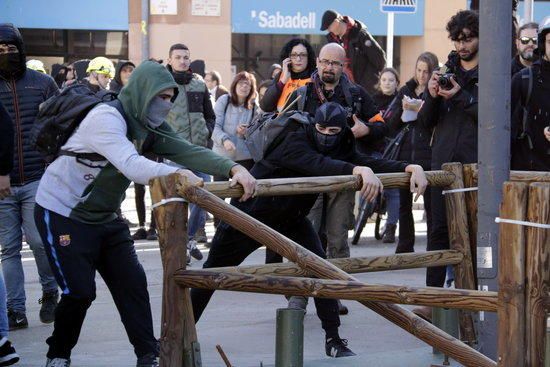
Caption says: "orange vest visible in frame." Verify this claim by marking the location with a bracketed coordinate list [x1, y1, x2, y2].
[276, 77, 311, 111]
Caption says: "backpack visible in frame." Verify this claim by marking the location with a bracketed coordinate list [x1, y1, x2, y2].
[31, 84, 124, 163]
[244, 110, 312, 162]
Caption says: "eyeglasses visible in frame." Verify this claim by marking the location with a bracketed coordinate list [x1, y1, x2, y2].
[290, 53, 308, 60]
[318, 59, 343, 68]
[519, 37, 537, 45]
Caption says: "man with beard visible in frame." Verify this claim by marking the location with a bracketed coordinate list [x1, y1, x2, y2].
[191, 102, 428, 358]
[512, 22, 539, 76]
[277, 43, 386, 315]
[415, 10, 479, 322]
[511, 17, 550, 171]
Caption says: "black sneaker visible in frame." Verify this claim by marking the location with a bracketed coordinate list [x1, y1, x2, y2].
[382, 224, 397, 243]
[0, 337, 19, 366]
[7, 310, 27, 330]
[132, 228, 147, 241]
[187, 240, 203, 260]
[325, 337, 356, 358]
[146, 228, 158, 241]
[136, 352, 158, 367]
[39, 290, 59, 323]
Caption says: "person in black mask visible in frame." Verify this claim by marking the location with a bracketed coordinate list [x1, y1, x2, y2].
[0, 23, 59, 331]
[190, 102, 428, 359]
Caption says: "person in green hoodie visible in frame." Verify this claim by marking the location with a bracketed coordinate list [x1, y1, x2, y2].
[33, 61, 256, 367]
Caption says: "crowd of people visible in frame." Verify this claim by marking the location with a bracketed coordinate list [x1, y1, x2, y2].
[0, 6, 549, 366]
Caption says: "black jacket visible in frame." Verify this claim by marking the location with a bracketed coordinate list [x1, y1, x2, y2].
[0, 101, 13, 175]
[0, 23, 59, 186]
[511, 55, 527, 77]
[287, 76, 387, 156]
[386, 78, 432, 169]
[327, 18, 386, 95]
[233, 124, 408, 228]
[510, 59, 550, 171]
[417, 51, 478, 169]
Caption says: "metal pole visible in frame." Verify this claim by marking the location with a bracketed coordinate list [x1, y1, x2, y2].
[386, 12, 394, 68]
[524, 0, 534, 23]
[275, 309, 304, 367]
[141, 0, 150, 61]
[477, 0, 512, 360]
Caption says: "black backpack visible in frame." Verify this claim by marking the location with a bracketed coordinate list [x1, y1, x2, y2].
[31, 84, 124, 163]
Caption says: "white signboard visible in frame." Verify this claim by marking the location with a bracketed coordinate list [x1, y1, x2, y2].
[192, 0, 222, 17]
[150, 0, 177, 15]
[380, 0, 417, 14]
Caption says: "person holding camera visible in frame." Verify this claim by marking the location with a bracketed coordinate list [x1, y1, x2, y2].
[511, 18, 550, 172]
[415, 10, 479, 321]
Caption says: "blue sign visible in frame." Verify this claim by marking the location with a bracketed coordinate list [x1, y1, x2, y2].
[380, 0, 417, 13]
[232, 0, 425, 36]
[1, 0, 129, 30]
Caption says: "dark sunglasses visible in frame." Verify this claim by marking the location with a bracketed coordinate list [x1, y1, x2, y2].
[519, 37, 537, 45]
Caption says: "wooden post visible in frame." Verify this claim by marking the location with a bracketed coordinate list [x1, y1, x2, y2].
[525, 183, 550, 367]
[150, 174, 199, 367]
[463, 163, 479, 287]
[442, 163, 477, 346]
[179, 182, 496, 367]
[175, 269, 499, 312]
[472, 170, 550, 183]
[205, 250, 464, 277]
[497, 182, 528, 366]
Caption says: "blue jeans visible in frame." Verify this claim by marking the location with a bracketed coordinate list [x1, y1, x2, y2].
[0, 180, 57, 312]
[0, 272, 8, 338]
[384, 189, 400, 225]
[188, 171, 211, 238]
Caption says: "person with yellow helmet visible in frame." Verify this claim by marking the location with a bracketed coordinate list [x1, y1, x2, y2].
[26, 59, 46, 74]
[84, 56, 114, 93]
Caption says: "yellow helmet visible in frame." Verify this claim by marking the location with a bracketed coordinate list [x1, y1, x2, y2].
[86, 57, 115, 78]
[26, 59, 46, 73]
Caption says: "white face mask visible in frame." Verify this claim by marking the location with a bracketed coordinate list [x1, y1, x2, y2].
[145, 96, 173, 128]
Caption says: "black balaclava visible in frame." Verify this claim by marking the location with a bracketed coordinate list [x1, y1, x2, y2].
[313, 102, 349, 153]
[0, 23, 27, 80]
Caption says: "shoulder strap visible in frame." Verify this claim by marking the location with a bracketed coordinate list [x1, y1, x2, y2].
[519, 67, 534, 149]
[223, 94, 231, 115]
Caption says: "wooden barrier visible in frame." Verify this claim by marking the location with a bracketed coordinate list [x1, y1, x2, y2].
[175, 269, 499, 312]
[442, 163, 477, 346]
[497, 182, 528, 366]
[463, 163, 479, 287]
[525, 183, 550, 367]
[178, 182, 496, 367]
[203, 250, 464, 277]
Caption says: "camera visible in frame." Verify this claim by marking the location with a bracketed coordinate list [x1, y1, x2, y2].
[438, 73, 456, 90]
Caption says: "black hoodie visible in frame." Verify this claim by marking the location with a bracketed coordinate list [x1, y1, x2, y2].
[0, 23, 59, 186]
[109, 60, 135, 93]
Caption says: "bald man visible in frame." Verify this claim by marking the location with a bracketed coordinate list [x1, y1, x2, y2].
[271, 43, 391, 314]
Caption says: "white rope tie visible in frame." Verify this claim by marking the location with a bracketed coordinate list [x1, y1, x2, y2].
[441, 187, 478, 195]
[495, 217, 550, 229]
[151, 197, 187, 210]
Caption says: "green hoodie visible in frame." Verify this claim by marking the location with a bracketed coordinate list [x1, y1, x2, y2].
[36, 61, 236, 224]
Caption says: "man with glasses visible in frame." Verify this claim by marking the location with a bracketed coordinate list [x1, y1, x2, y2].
[320, 9, 386, 95]
[283, 43, 387, 315]
[164, 43, 215, 259]
[0, 23, 59, 330]
[512, 22, 539, 76]
[415, 10, 480, 322]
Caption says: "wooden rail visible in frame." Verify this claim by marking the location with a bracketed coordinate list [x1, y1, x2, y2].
[175, 269, 499, 312]
[202, 250, 463, 277]
[204, 170, 455, 198]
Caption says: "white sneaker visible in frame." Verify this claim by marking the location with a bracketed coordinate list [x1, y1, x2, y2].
[45, 357, 71, 367]
[187, 240, 203, 260]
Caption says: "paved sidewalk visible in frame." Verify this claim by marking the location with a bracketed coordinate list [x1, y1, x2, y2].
[9, 187, 463, 366]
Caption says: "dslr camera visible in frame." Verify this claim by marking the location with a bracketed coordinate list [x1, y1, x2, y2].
[437, 65, 456, 90]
